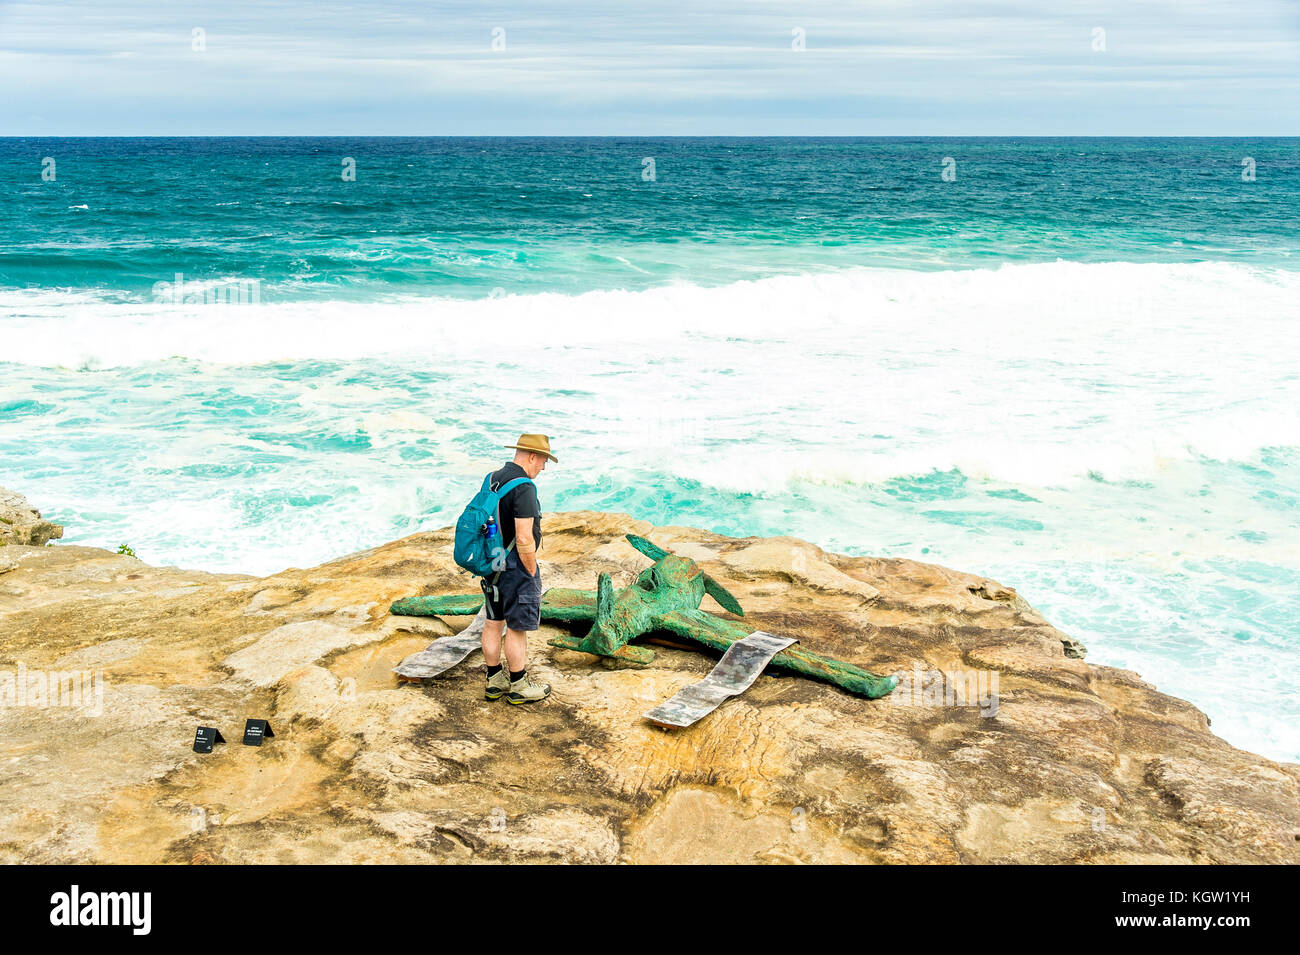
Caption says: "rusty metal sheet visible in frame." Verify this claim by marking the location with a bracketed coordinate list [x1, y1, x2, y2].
[643, 630, 797, 728]
[393, 607, 487, 681]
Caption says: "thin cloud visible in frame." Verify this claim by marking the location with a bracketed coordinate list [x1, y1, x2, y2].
[1, 0, 1296, 133]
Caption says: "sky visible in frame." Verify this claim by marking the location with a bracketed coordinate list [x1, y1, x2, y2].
[2, 0, 1298, 135]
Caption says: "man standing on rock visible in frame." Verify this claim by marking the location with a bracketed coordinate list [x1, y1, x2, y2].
[482, 434, 557, 705]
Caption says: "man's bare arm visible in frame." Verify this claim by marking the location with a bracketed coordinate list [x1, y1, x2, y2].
[514, 517, 538, 576]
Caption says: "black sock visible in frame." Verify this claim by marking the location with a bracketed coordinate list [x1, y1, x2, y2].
[509, 668, 526, 683]
[486, 664, 502, 677]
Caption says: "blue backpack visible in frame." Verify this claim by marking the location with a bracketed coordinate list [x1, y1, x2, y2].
[453, 472, 535, 577]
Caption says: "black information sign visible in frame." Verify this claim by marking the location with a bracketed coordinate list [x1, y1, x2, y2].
[242, 719, 275, 746]
[193, 726, 225, 753]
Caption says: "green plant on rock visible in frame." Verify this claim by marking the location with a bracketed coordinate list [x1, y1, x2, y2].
[117, 544, 136, 557]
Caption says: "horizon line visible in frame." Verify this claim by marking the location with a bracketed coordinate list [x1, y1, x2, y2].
[4, 133, 1298, 139]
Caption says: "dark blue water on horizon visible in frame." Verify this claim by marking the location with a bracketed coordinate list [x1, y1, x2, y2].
[2, 136, 1297, 301]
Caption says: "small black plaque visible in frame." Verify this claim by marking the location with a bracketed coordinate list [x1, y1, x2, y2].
[242, 719, 275, 746]
[193, 726, 225, 753]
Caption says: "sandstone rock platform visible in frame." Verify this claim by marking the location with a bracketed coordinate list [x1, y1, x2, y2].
[1, 509, 1296, 864]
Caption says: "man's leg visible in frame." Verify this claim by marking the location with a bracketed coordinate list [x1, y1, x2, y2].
[482, 618, 511, 701]
[502, 565, 550, 704]
[503, 626, 527, 673]
[482, 618, 505, 667]
[481, 580, 511, 701]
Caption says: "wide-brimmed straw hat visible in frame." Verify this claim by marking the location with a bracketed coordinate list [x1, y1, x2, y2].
[504, 433, 558, 463]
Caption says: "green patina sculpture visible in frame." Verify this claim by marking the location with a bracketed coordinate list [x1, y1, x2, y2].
[390, 534, 898, 699]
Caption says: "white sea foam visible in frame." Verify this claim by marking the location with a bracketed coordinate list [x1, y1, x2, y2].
[0, 259, 1292, 363]
[4, 260, 1299, 495]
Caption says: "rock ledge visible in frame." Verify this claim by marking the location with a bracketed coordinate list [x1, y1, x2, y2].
[0, 508, 1296, 864]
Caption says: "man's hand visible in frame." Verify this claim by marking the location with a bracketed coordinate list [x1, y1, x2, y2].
[514, 517, 538, 576]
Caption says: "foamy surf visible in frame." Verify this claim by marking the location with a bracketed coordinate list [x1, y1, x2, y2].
[2, 258, 1298, 363]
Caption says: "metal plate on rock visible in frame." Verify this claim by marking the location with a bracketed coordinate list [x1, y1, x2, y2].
[394, 607, 487, 680]
[643, 630, 797, 729]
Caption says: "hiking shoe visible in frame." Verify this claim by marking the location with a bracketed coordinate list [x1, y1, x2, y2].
[506, 672, 551, 705]
[485, 669, 511, 701]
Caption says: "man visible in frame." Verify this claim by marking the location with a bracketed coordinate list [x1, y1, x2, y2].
[481, 433, 557, 705]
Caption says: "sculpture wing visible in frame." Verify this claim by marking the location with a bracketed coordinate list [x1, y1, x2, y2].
[625, 534, 669, 562]
[655, 609, 752, 649]
[390, 593, 483, 617]
[538, 587, 598, 623]
[701, 577, 745, 617]
[390, 587, 598, 623]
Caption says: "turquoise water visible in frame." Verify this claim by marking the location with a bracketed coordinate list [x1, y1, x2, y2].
[5, 137, 1299, 297]
[2, 137, 1298, 762]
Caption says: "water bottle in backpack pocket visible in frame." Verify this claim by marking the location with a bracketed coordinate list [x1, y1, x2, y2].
[452, 472, 535, 578]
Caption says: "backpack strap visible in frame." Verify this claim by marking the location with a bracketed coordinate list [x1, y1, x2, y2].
[491, 477, 534, 554]
[484, 474, 533, 505]
[493, 477, 533, 499]
[483, 474, 536, 588]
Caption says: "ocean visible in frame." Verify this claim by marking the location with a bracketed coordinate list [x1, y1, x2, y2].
[2, 137, 1297, 762]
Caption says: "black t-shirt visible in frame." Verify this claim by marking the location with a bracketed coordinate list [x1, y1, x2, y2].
[489, 461, 542, 551]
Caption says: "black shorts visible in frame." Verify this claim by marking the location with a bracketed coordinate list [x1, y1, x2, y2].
[481, 552, 542, 632]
